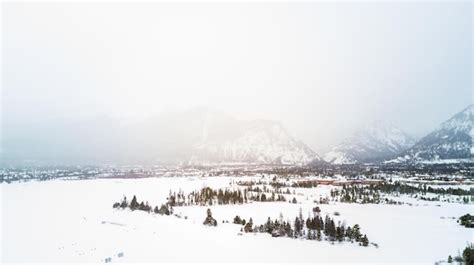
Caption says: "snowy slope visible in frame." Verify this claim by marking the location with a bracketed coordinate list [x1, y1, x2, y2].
[325, 122, 415, 164]
[389, 104, 474, 163]
[189, 112, 323, 165]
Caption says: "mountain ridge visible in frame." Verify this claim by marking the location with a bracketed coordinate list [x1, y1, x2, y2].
[388, 104, 474, 163]
[188, 110, 323, 165]
[324, 121, 415, 164]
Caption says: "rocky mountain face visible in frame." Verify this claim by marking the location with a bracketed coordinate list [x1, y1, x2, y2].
[324, 122, 416, 164]
[188, 111, 323, 165]
[389, 104, 473, 163]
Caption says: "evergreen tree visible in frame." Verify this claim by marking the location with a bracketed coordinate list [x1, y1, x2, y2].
[244, 218, 253, 232]
[306, 217, 312, 230]
[265, 217, 274, 233]
[336, 226, 343, 242]
[294, 217, 302, 237]
[361, 234, 369, 247]
[203, 208, 217, 226]
[346, 226, 353, 240]
[158, 204, 170, 215]
[352, 224, 361, 242]
[463, 243, 474, 265]
[130, 195, 139, 210]
[120, 196, 128, 208]
[233, 215, 242, 224]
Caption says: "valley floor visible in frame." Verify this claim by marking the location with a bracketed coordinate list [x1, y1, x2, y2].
[1, 176, 472, 264]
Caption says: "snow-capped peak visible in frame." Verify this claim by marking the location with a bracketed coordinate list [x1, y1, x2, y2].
[189, 115, 323, 166]
[388, 104, 474, 164]
[325, 121, 415, 164]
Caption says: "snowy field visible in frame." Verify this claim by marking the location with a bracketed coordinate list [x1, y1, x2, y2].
[1, 176, 473, 264]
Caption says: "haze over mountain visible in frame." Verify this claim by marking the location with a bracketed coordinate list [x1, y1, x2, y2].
[3, 2, 472, 159]
[324, 122, 415, 164]
[389, 104, 474, 163]
[1, 108, 322, 166]
[189, 111, 322, 165]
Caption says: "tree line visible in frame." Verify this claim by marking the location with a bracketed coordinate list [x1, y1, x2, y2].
[329, 182, 472, 204]
[166, 187, 287, 207]
[372, 182, 472, 197]
[112, 195, 173, 216]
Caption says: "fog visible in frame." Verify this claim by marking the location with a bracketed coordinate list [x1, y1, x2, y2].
[1, 2, 472, 164]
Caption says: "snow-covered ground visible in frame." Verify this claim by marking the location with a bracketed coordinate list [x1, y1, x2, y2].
[1, 177, 472, 264]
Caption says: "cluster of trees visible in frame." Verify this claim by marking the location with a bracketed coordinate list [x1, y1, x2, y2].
[373, 182, 472, 197]
[233, 216, 254, 232]
[332, 182, 472, 205]
[328, 185, 402, 205]
[235, 210, 369, 247]
[458, 214, 474, 228]
[291, 180, 319, 188]
[236, 180, 266, 186]
[447, 243, 473, 264]
[245, 185, 293, 196]
[167, 187, 246, 206]
[112, 195, 172, 216]
[248, 192, 286, 202]
[268, 180, 318, 189]
[334, 185, 383, 204]
[166, 187, 288, 207]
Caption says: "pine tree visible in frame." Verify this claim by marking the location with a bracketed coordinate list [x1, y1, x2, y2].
[306, 217, 312, 230]
[352, 224, 361, 242]
[233, 215, 242, 224]
[120, 196, 128, 208]
[130, 195, 138, 210]
[203, 208, 217, 226]
[346, 226, 353, 241]
[336, 226, 343, 242]
[361, 234, 369, 247]
[463, 243, 474, 265]
[294, 217, 302, 237]
[244, 218, 253, 232]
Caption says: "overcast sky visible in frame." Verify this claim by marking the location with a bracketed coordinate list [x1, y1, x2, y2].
[2, 2, 473, 153]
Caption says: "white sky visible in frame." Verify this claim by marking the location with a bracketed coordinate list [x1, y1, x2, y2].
[2, 2, 473, 153]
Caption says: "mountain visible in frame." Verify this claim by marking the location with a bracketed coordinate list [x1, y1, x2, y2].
[188, 110, 323, 165]
[389, 104, 474, 163]
[2, 108, 322, 166]
[324, 122, 415, 164]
